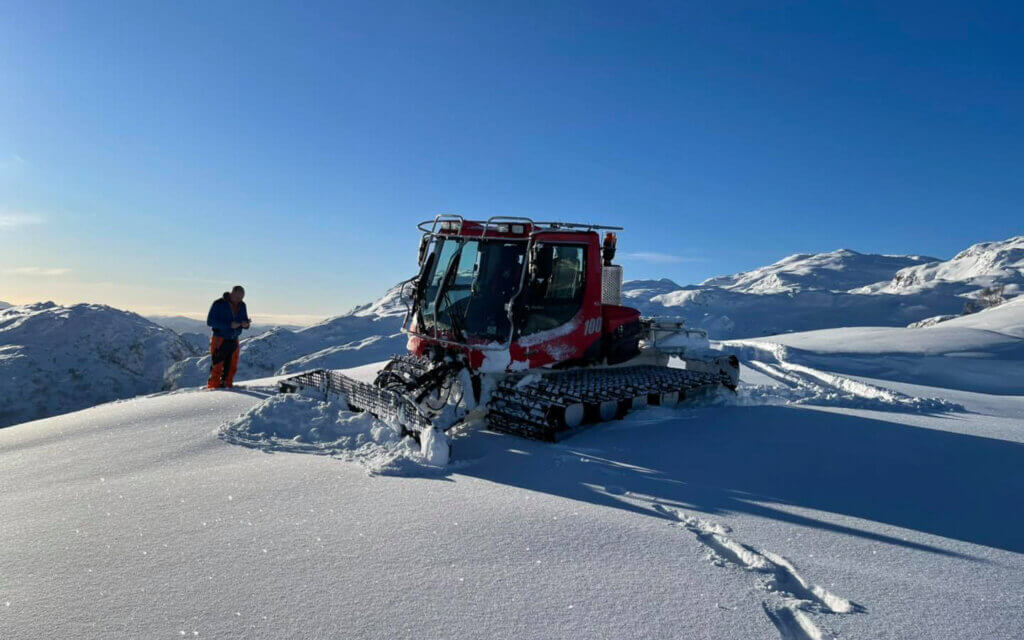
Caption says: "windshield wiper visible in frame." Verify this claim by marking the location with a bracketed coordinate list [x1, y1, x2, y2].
[434, 244, 467, 342]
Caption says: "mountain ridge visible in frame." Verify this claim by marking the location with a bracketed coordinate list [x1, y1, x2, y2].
[0, 302, 197, 427]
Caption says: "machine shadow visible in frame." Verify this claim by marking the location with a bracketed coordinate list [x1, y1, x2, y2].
[454, 405, 1024, 556]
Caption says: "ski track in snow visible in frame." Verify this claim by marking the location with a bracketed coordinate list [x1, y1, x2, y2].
[724, 341, 963, 413]
[653, 504, 864, 640]
[762, 603, 833, 640]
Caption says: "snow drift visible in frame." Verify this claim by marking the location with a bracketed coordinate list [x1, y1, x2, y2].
[219, 392, 449, 474]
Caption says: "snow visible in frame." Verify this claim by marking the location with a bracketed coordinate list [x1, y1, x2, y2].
[623, 235, 1023, 339]
[219, 393, 442, 475]
[906, 314, 957, 328]
[477, 344, 513, 372]
[0, 302, 196, 427]
[3, 296, 1023, 638]
[937, 294, 1024, 337]
[700, 248, 936, 294]
[724, 297, 1024, 395]
[419, 425, 451, 466]
[517, 316, 582, 347]
[869, 235, 1024, 297]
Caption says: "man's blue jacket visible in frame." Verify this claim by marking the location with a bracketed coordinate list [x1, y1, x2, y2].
[207, 293, 251, 340]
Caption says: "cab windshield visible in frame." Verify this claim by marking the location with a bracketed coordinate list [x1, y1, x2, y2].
[417, 237, 527, 341]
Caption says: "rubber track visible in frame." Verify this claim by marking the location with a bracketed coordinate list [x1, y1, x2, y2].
[486, 366, 729, 441]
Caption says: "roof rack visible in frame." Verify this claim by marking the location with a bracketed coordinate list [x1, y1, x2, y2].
[531, 221, 623, 232]
[417, 215, 622, 235]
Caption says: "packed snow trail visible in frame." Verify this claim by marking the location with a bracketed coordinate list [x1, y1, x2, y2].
[720, 341, 963, 412]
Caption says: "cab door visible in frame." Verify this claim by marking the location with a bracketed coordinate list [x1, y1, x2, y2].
[510, 232, 603, 367]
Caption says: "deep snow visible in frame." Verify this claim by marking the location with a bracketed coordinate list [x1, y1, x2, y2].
[2, 297, 1022, 639]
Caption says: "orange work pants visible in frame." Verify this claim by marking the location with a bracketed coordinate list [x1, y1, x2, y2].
[207, 337, 240, 388]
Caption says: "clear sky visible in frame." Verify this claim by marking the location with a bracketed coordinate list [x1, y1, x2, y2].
[1, 1, 1021, 324]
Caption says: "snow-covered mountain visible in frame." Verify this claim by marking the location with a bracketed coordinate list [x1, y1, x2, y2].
[625, 237, 1022, 338]
[0, 300, 11, 310]
[857, 235, 1024, 297]
[164, 283, 410, 389]
[0, 302, 197, 427]
[700, 248, 936, 294]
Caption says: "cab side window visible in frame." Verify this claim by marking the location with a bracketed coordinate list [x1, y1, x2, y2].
[521, 243, 586, 335]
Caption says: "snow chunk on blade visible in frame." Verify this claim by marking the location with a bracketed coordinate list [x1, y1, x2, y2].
[218, 394, 450, 475]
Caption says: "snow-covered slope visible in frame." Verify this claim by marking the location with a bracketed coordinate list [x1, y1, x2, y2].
[0, 302, 197, 427]
[701, 248, 936, 294]
[165, 284, 410, 389]
[724, 296, 1024, 395]
[3, 313, 1023, 639]
[626, 236, 1022, 338]
[859, 235, 1024, 298]
[0, 300, 11, 310]
[620, 278, 685, 302]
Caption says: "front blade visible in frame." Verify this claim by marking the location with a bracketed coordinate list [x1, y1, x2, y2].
[279, 369, 433, 433]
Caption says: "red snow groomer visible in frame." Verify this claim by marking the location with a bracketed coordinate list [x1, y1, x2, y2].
[280, 215, 739, 444]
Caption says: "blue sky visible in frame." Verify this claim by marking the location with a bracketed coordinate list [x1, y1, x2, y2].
[1, 1, 1021, 324]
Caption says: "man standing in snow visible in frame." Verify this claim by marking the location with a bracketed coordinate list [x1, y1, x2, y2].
[206, 285, 251, 389]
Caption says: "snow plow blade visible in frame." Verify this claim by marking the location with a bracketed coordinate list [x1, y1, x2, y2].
[278, 369, 433, 434]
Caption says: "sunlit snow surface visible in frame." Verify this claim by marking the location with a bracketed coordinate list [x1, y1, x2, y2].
[2, 296, 1023, 639]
